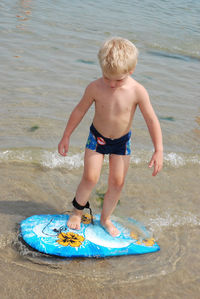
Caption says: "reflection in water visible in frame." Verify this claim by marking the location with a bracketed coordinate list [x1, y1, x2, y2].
[16, 0, 32, 30]
[194, 115, 200, 138]
[19, 0, 32, 12]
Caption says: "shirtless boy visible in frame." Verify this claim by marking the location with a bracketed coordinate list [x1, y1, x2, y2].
[58, 37, 163, 237]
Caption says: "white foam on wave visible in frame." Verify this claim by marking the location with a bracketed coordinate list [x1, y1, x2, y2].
[0, 149, 84, 169]
[0, 149, 33, 163]
[0, 149, 199, 169]
[41, 151, 84, 169]
[164, 152, 200, 167]
[164, 152, 185, 167]
[147, 211, 200, 232]
[130, 156, 142, 164]
[132, 151, 200, 167]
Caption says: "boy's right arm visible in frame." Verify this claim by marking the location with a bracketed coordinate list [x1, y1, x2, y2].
[137, 84, 163, 176]
[58, 84, 94, 156]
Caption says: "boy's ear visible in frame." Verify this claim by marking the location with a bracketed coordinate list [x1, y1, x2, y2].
[129, 69, 135, 75]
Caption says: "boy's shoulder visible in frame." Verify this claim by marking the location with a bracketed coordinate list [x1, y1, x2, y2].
[123, 77, 149, 105]
[82, 79, 103, 100]
[128, 77, 148, 94]
[86, 78, 102, 90]
[129, 77, 146, 90]
[86, 77, 148, 100]
[131, 78, 149, 102]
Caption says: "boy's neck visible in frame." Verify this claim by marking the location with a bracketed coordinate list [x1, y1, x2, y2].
[102, 73, 132, 89]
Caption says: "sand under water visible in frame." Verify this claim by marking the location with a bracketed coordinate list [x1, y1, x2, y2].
[0, 151, 199, 298]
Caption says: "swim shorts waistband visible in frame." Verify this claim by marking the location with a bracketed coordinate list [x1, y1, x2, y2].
[90, 123, 131, 144]
[86, 124, 131, 155]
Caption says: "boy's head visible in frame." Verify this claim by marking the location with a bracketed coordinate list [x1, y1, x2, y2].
[98, 37, 138, 78]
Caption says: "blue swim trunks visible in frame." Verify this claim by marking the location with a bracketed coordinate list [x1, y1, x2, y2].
[86, 124, 131, 155]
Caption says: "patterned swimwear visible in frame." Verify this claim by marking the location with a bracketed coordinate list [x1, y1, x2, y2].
[86, 124, 131, 155]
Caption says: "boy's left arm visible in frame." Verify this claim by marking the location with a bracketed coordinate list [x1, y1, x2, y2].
[137, 85, 163, 176]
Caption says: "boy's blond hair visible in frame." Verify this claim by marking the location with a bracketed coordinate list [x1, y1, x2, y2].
[98, 37, 138, 77]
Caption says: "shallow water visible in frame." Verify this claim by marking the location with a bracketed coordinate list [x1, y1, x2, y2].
[0, 0, 200, 298]
[0, 161, 199, 298]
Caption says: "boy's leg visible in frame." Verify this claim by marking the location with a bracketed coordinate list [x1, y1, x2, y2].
[67, 148, 104, 230]
[100, 154, 130, 237]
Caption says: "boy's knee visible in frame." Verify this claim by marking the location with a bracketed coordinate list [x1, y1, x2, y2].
[83, 172, 99, 187]
[110, 177, 125, 190]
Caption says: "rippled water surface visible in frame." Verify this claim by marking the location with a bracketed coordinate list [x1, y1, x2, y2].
[0, 0, 200, 298]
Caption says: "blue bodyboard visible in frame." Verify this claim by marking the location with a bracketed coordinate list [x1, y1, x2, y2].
[20, 214, 160, 258]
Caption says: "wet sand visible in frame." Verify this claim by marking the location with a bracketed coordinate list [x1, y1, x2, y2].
[0, 162, 199, 298]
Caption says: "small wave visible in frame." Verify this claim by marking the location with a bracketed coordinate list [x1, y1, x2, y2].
[0, 149, 84, 169]
[0, 149, 34, 163]
[147, 50, 200, 62]
[146, 43, 200, 62]
[0, 233, 16, 249]
[42, 151, 84, 169]
[164, 152, 200, 167]
[131, 152, 200, 167]
[76, 59, 96, 65]
[0, 149, 199, 169]
[147, 211, 200, 234]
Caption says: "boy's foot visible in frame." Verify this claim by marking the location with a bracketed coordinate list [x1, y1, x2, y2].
[101, 219, 120, 237]
[67, 211, 82, 230]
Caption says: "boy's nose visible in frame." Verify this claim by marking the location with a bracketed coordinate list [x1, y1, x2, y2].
[109, 81, 116, 88]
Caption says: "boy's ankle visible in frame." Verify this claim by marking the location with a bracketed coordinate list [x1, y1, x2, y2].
[100, 215, 110, 225]
[72, 208, 83, 217]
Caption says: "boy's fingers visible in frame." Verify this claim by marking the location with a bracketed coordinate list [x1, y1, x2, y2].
[152, 162, 158, 176]
[149, 159, 154, 168]
[58, 144, 67, 156]
[58, 145, 62, 155]
[63, 146, 68, 156]
[58, 145, 61, 155]
[149, 157, 163, 175]
[153, 163, 162, 176]
[63, 144, 69, 155]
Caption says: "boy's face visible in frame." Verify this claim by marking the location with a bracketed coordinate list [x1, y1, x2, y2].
[102, 73, 131, 89]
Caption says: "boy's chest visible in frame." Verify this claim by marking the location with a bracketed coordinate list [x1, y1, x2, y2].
[95, 92, 136, 115]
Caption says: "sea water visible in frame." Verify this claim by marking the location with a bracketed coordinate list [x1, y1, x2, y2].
[0, 0, 200, 298]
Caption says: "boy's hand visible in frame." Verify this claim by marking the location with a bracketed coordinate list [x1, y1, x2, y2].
[148, 150, 163, 176]
[58, 136, 69, 156]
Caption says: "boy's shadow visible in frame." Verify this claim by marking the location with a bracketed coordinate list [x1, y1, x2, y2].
[0, 200, 58, 218]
